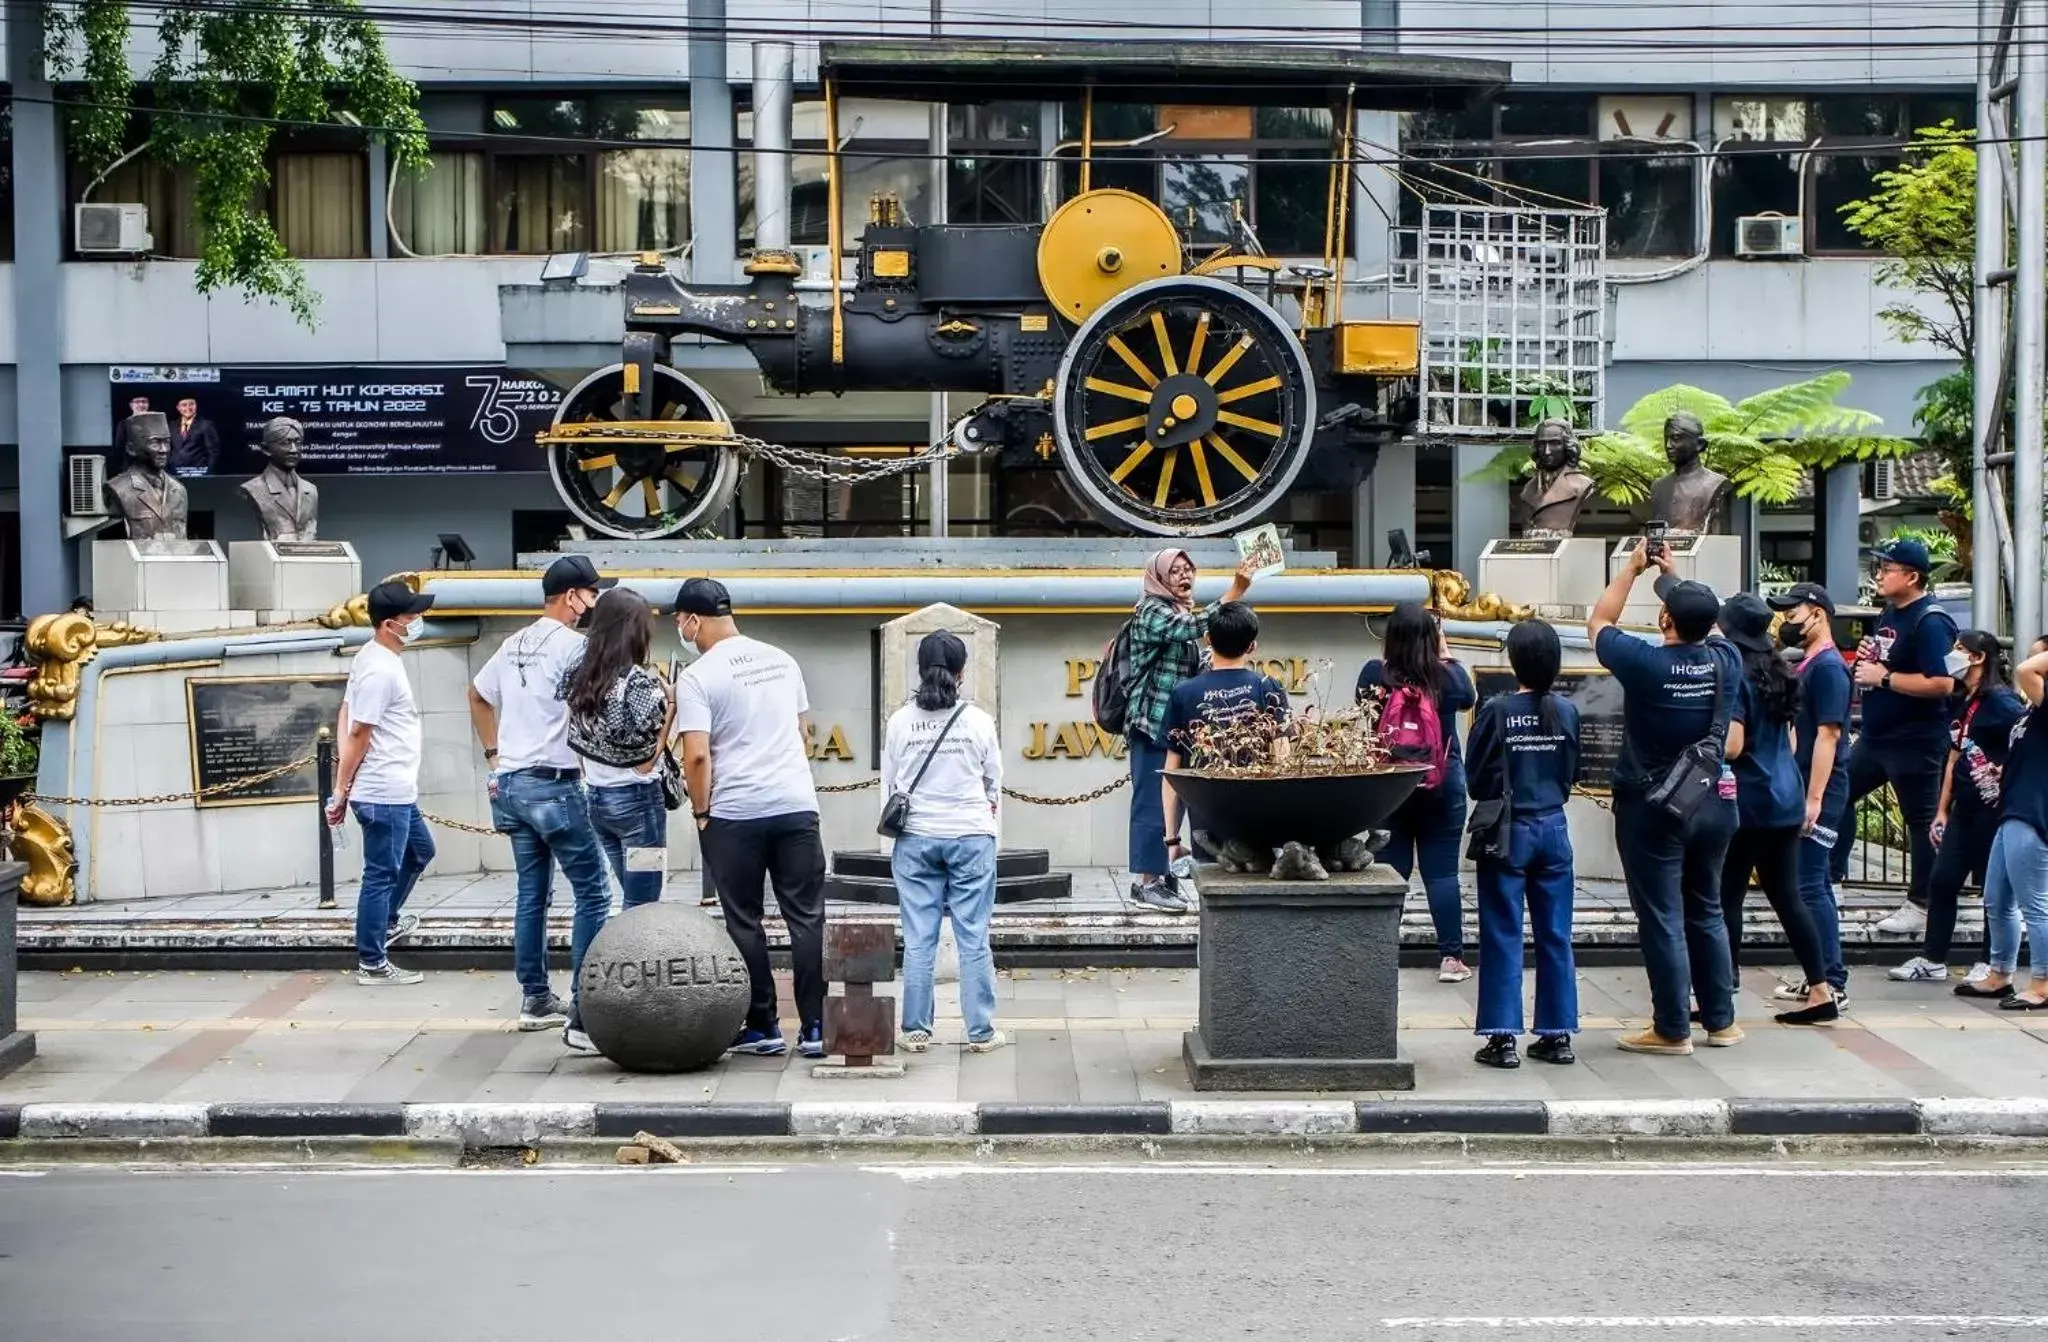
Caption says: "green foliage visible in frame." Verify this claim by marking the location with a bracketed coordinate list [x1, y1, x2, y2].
[1836, 122, 1976, 359]
[1466, 371, 1913, 506]
[44, 0, 428, 328]
[0, 712, 37, 779]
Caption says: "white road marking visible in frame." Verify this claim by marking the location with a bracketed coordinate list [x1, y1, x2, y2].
[863, 1163, 2048, 1181]
[1381, 1318, 2048, 1330]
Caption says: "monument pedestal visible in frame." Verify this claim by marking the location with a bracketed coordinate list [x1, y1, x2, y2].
[1182, 863, 1414, 1091]
[0, 861, 34, 1078]
[229, 540, 361, 622]
[1610, 534, 1743, 624]
[1479, 537, 1609, 619]
[92, 538, 230, 624]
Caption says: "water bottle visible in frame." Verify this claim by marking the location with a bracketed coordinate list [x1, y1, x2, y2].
[1717, 764, 1738, 802]
[1170, 852, 1196, 883]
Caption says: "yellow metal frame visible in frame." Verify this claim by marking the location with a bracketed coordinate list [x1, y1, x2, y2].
[826, 77, 846, 367]
[536, 420, 735, 445]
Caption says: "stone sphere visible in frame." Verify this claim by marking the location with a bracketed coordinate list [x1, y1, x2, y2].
[577, 903, 750, 1073]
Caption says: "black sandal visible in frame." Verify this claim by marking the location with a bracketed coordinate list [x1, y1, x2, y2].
[1955, 980, 2016, 999]
[1998, 995, 2048, 1011]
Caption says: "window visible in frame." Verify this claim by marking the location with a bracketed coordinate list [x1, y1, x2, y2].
[273, 153, 367, 258]
[738, 98, 929, 247]
[1708, 91, 1972, 256]
[391, 93, 689, 257]
[949, 101, 1038, 225]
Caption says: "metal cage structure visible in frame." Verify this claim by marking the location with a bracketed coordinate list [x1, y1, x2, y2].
[1392, 204, 1608, 440]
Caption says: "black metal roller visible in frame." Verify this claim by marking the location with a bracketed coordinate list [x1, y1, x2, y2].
[545, 364, 740, 540]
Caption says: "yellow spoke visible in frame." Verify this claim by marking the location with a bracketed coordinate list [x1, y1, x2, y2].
[1084, 413, 1150, 443]
[1185, 311, 1212, 376]
[1153, 447, 1179, 508]
[577, 454, 618, 472]
[1205, 432, 1260, 482]
[1083, 376, 1153, 406]
[1187, 436, 1218, 506]
[664, 466, 701, 490]
[601, 479, 632, 508]
[1216, 410, 1283, 438]
[1150, 311, 1180, 377]
[641, 478, 662, 513]
[1215, 375, 1282, 406]
[1108, 335, 1161, 388]
[1204, 335, 1254, 386]
[1108, 441, 1156, 485]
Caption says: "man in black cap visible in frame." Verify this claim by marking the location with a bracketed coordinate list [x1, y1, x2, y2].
[1766, 581, 1851, 1004]
[1588, 544, 1743, 1056]
[1848, 537, 1959, 936]
[671, 577, 829, 1059]
[327, 581, 438, 986]
[469, 555, 618, 1040]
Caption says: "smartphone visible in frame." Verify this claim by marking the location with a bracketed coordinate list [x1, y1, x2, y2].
[1645, 519, 1668, 559]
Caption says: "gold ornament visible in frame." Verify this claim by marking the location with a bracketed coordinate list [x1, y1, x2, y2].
[11, 801, 75, 906]
[24, 612, 161, 723]
[315, 594, 371, 629]
[1429, 570, 1535, 624]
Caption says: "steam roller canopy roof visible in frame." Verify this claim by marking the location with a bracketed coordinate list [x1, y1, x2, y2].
[816, 39, 1507, 112]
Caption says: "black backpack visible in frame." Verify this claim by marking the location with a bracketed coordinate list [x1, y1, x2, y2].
[1092, 618, 1143, 736]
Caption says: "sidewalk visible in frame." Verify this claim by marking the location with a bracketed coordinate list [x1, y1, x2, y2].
[7, 962, 2043, 1107]
[15, 870, 1964, 963]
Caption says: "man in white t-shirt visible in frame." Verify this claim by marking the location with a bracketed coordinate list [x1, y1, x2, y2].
[327, 581, 437, 986]
[469, 554, 617, 1038]
[672, 577, 827, 1058]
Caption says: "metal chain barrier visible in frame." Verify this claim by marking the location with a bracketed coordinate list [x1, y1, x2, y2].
[812, 775, 1132, 806]
[24, 752, 320, 809]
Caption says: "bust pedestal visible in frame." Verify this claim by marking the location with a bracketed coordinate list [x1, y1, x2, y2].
[91, 539, 241, 634]
[1479, 537, 1610, 618]
[1609, 534, 1744, 623]
[228, 540, 361, 622]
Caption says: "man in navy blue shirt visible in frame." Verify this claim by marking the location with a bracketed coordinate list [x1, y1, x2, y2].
[1767, 581, 1851, 1001]
[1159, 602, 1289, 873]
[1588, 544, 1742, 1056]
[1846, 538, 1957, 936]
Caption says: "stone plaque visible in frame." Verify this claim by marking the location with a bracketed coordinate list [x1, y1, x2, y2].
[1488, 537, 1566, 557]
[272, 541, 350, 558]
[875, 602, 1001, 749]
[186, 674, 345, 808]
[1473, 667, 1622, 794]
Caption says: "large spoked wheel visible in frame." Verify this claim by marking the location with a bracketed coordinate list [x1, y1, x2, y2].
[1052, 275, 1316, 537]
[545, 364, 740, 540]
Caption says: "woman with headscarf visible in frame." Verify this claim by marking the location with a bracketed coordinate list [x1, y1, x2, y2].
[881, 630, 1006, 1052]
[1122, 548, 1257, 911]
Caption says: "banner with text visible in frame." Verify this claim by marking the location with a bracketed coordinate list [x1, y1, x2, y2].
[108, 365, 569, 476]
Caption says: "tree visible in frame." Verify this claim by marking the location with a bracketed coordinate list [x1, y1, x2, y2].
[1468, 372, 1914, 506]
[1836, 122, 1975, 360]
[45, 0, 429, 328]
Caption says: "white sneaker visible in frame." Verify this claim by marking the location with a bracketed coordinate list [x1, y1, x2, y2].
[897, 1030, 931, 1054]
[1888, 956, 1949, 982]
[1771, 978, 1810, 1001]
[1438, 957, 1474, 984]
[1968, 962, 1994, 983]
[1875, 903, 1928, 936]
[966, 1030, 1009, 1054]
[386, 911, 421, 946]
[355, 962, 422, 986]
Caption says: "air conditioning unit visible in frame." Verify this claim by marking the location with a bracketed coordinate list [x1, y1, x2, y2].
[74, 203, 152, 255]
[1872, 458, 1897, 501]
[1734, 214, 1803, 258]
[66, 453, 107, 517]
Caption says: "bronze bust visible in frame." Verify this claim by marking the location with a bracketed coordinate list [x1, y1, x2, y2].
[239, 416, 320, 542]
[1519, 418, 1597, 538]
[1647, 411, 1732, 535]
[105, 411, 189, 541]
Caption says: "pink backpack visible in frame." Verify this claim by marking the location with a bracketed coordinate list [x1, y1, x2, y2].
[1379, 682, 1450, 790]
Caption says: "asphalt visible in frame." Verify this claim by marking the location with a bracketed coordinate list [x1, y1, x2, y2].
[6, 1158, 2048, 1340]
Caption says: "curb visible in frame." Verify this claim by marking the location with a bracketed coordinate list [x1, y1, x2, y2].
[3, 1099, 2047, 1148]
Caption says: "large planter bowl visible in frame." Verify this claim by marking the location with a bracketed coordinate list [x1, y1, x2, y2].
[1163, 766, 1428, 851]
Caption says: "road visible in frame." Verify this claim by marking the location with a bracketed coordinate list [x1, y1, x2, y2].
[4, 1155, 2047, 1339]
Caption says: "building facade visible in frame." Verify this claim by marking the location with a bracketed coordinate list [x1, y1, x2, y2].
[1, 0, 1970, 616]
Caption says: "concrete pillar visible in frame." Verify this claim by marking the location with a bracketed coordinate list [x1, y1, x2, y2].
[10, 0, 71, 615]
[367, 137, 390, 260]
[1355, 443, 1416, 568]
[1449, 444, 1507, 581]
[1818, 464, 1862, 608]
[688, 0, 737, 284]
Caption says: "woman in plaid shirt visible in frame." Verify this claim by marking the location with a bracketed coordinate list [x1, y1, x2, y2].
[1124, 548, 1257, 911]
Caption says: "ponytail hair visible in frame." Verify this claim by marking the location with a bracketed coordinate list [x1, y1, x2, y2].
[1958, 628, 2011, 698]
[914, 629, 968, 711]
[1505, 618, 1563, 734]
[1743, 644, 1801, 725]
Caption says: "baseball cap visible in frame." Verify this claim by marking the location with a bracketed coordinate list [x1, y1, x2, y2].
[1654, 574, 1722, 640]
[671, 577, 733, 617]
[1765, 581, 1837, 617]
[1870, 537, 1933, 575]
[1716, 592, 1776, 654]
[367, 580, 434, 627]
[541, 554, 616, 598]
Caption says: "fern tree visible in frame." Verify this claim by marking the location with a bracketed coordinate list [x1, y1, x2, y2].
[44, 0, 428, 328]
[1469, 371, 1914, 507]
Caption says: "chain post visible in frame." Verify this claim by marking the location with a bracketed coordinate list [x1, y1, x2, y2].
[315, 728, 337, 910]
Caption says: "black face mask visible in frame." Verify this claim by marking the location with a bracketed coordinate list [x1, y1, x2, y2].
[1777, 616, 1806, 649]
[573, 594, 597, 631]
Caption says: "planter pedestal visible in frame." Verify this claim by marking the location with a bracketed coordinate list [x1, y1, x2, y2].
[0, 862, 33, 1078]
[1183, 862, 1414, 1091]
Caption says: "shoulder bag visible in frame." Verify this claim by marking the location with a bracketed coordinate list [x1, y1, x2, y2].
[878, 705, 967, 839]
[1645, 657, 1735, 826]
[1464, 699, 1514, 862]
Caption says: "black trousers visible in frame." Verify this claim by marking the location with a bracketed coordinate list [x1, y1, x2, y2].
[1721, 824, 1828, 987]
[1923, 804, 2001, 965]
[699, 810, 827, 1033]
[1838, 729, 1947, 906]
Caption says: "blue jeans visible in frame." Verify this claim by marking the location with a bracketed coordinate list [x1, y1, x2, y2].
[1794, 778, 1850, 991]
[1984, 820, 2048, 979]
[892, 833, 999, 1041]
[1127, 732, 1170, 879]
[1381, 768, 1469, 959]
[489, 769, 612, 1004]
[351, 802, 435, 969]
[1475, 808, 1578, 1037]
[588, 780, 668, 910]
[1614, 789, 1738, 1040]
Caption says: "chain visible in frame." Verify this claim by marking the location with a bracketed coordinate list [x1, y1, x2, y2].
[24, 752, 319, 809]
[562, 420, 968, 487]
[1001, 775, 1131, 806]
[816, 777, 880, 794]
